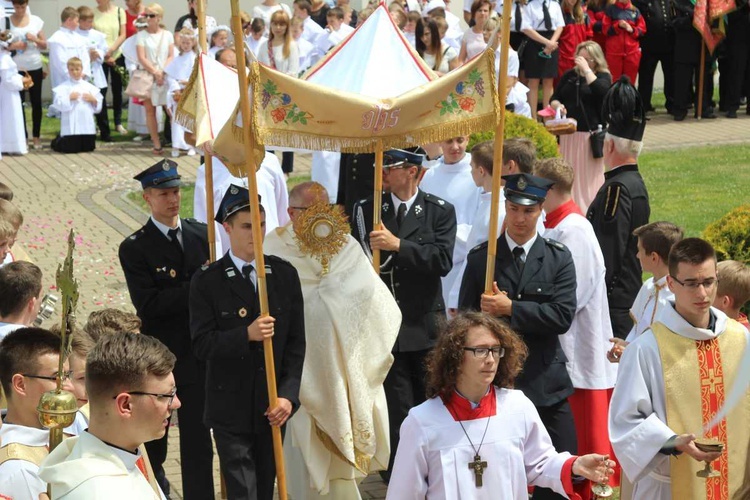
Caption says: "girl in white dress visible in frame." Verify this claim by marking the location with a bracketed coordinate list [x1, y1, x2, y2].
[416, 18, 458, 76]
[165, 29, 196, 157]
[207, 25, 228, 58]
[135, 3, 173, 155]
[258, 11, 299, 175]
[0, 37, 27, 156]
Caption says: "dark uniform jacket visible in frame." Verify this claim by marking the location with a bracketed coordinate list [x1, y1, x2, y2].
[458, 235, 577, 407]
[352, 189, 456, 352]
[634, 0, 674, 53]
[118, 218, 208, 385]
[189, 252, 305, 433]
[671, 0, 704, 64]
[587, 164, 650, 318]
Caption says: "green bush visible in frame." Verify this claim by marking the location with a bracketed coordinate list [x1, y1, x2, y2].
[702, 204, 750, 264]
[468, 113, 560, 159]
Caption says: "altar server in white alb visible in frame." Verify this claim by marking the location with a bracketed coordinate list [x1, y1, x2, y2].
[165, 29, 197, 157]
[193, 151, 290, 255]
[76, 6, 109, 143]
[419, 136, 480, 310]
[609, 238, 750, 500]
[265, 182, 400, 499]
[39, 332, 173, 499]
[607, 221, 683, 362]
[47, 7, 90, 90]
[51, 56, 103, 153]
[533, 158, 618, 484]
[0, 30, 27, 156]
[387, 312, 615, 499]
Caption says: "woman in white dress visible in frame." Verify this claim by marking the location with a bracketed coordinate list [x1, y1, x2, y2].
[387, 312, 615, 499]
[416, 17, 458, 76]
[135, 3, 173, 155]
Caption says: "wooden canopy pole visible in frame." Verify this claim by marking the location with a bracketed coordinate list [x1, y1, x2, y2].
[196, 0, 217, 261]
[697, 41, 706, 120]
[484, 0, 514, 293]
[229, 4, 288, 499]
[372, 140, 384, 272]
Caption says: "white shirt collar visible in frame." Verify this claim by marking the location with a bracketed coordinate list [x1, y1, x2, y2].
[0, 422, 51, 447]
[150, 216, 182, 239]
[504, 232, 538, 257]
[228, 249, 256, 287]
[390, 190, 419, 215]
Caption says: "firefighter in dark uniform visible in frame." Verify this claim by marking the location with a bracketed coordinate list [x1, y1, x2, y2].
[189, 184, 305, 500]
[458, 173, 578, 500]
[118, 160, 214, 499]
[351, 148, 457, 482]
[634, 0, 675, 113]
[587, 76, 651, 340]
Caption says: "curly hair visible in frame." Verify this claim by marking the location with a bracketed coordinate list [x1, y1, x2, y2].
[425, 312, 528, 399]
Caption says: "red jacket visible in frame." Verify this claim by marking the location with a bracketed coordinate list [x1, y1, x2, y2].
[601, 1, 646, 56]
[558, 8, 593, 76]
[588, 5, 608, 52]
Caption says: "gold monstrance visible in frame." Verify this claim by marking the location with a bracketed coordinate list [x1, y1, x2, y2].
[292, 201, 349, 275]
[38, 229, 80, 495]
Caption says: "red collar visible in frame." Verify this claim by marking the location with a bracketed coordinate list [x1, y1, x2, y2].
[544, 199, 583, 229]
[443, 387, 497, 421]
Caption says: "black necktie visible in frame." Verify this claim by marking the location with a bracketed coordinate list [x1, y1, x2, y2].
[515, 1, 522, 31]
[396, 203, 407, 229]
[542, 0, 552, 30]
[167, 228, 182, 252]
[242, 264, 255, 287]
[513, 246, 525, 274]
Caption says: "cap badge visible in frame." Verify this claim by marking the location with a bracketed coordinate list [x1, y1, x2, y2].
[230, 186, 239, 195]
[162, 160, 170, 171]
[238, 307, 248, 318]
[517, 177, 528, 191]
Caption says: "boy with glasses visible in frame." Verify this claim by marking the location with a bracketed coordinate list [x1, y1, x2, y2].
[609, 238, 750, 499]
[39, 332, 176, 499]
[0, 327, 74, 499]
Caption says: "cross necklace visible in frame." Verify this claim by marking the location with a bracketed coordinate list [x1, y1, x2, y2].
[446, 404, 492, 487]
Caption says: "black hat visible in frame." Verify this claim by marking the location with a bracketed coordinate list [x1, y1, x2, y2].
[502, 173, 554, 206]
[602, 75, 646, 142]
[133, 159, 182, 189]
[383, 148, 426, 168]
[215, 184, 263, 223]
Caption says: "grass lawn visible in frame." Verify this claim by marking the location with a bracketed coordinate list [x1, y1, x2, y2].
[638, 143, 750, 237]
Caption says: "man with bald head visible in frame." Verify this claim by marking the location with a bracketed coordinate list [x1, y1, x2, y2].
[215, 48, 237, 69]
[264, 181, 401, 499]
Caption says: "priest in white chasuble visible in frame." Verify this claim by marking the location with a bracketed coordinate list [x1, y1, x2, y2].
[263, 181, 401, 499]
[387, 312, 615, 499]
[609, 238, 750, 500]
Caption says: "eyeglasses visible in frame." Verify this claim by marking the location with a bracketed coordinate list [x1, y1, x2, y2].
[119, 387, 177, 407]
[144, 13, 157, 18]
[670, 276, 718, 290]
[22, 370, 73, 382]
[463, 346, 505, 359]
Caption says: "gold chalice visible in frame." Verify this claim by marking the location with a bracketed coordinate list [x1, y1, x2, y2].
[592, 482, 613, 498]
[694, 438, 724, 478]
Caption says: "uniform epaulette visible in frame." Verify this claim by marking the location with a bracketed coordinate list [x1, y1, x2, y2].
[544, 238, 567, 251]
[468, 241, 489, 254]
[127, 229, 145, 241]
[265, 254, 292, 266]
[183, 218, 207, 226]
[424, 193, 449, 208]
